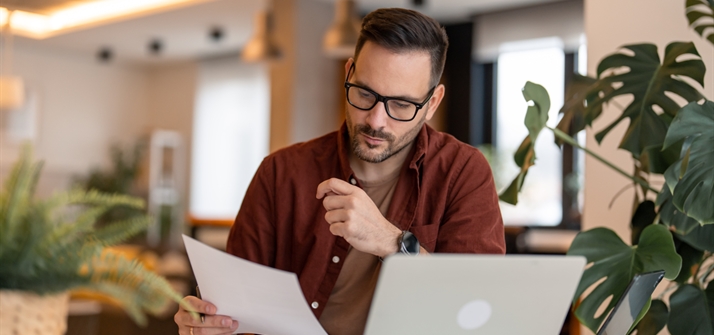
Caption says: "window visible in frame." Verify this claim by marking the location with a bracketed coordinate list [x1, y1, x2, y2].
[495, 37, 565, 226]
[190, 58, 270, 220]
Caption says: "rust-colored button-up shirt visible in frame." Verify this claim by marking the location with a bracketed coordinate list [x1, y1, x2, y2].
[226, 123, 505, 319]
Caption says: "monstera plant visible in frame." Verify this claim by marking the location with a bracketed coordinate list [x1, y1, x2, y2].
[501, 1, 714, 334]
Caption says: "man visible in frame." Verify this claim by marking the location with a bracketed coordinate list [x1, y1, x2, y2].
[175, 7, 504, 335]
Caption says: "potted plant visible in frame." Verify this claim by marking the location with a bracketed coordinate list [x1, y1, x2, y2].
[0, 146, 189, 334]
[500, 1, 713, 334]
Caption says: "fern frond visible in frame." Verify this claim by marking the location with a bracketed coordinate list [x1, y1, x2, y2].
[83, 251, 185, 326]
[0, 144, 186, 327]
[90, 215, 151, 247]
[85, 282, 149, 326]
[1, 148, 43, 249]
[65, 188, 145, 208]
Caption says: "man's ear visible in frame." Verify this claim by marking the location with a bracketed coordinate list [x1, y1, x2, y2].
[425, 84, 445, 121]
[344, 58, 354, 79]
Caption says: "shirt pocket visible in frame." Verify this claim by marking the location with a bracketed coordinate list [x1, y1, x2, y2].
[408, 223, 440, 252]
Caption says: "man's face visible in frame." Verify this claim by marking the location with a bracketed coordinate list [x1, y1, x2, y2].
[345, 41, 442, 164]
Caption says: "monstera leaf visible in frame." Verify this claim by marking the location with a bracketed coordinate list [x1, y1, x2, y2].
[555, 74, 600, 145]
[687, 0, 714, 44]
[499, 82, 550, 205]
[587, 42, 705, 159]
[658, 186, 703, 235]
[635, 299, 669, 335]
[675, 224, 714, 253]
[663, 101, 714, 225]
[668, 284, 714, 335]
[567, 224, 681, 333]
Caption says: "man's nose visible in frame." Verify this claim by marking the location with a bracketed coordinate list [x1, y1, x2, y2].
[365, 101, 389, 130]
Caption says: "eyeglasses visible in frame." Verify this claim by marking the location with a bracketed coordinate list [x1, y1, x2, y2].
[344, 64, 436, 122]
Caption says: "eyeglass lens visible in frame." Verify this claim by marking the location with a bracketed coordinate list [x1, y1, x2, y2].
[347, 86, 418, 121]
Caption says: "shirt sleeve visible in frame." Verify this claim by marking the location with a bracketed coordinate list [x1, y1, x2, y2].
[226, 156, 277, 267]
[435, 149, 506, 254]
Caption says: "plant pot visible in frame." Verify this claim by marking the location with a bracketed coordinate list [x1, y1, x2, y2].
[0, 290, 70, 335]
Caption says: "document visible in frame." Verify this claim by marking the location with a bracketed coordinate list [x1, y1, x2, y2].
[182, 235, 328, 335]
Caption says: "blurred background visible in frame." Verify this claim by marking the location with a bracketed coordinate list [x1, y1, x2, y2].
[0, 0, 711, 334]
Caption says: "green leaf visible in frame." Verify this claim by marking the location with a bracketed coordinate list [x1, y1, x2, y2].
[499, 82, 550, 205]
[658, 186, 702, 235]
[567, 225, 682, 333]
[635, 299, 669, 335]
[663, 101, 714, 225]
[499, 137, 532, 205]
[675, 223, 714, 253]
[588, 42, 705, 158]
[555, 74, 604, 145]
[672, 234, 704, 284]
[523, 81, 550, 145]
[641, 139, 683, 175]
[668, 284, 714, 335]
[687, 0, 714, 45]
[631, 200, 657, 245]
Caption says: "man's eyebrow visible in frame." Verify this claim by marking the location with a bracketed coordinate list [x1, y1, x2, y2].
[353, 79, 423, 102]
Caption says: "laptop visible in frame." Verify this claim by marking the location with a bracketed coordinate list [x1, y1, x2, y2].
[596, 270, 665, 335]
[363, 254, 586, 335]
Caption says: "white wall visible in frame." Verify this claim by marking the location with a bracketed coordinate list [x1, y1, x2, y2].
[0, 42, 199, 208]
[1, 44, 151, 197]
[146, 62, 198, 217]
[582, 1, 713, 334]
[291, 0, 340, 143]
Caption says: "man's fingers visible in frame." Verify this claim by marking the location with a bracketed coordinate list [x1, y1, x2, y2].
[181, 296, 216, 315]
[316, 178, 355, 199]
[322, 194, 356, 211]
[324, 209, 349, 224]
[176, 315, 237, 333]
[329, 222, 343, 237]
[183, 322, 238, 335]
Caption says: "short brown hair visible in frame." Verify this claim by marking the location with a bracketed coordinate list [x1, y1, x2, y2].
[354, 8, 449, 87]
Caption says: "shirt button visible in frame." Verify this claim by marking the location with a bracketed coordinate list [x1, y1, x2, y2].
[332, 256, 340, 263]
[350, 178, 357, 185]
[311, 301, 319, 309]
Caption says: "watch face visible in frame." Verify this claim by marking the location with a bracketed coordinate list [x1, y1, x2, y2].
[400, 231, 420, 255]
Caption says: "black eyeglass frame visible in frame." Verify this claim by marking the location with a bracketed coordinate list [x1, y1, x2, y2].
[343, 64, 436, 122]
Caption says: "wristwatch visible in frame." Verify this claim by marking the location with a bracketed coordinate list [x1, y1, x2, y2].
[398, 231, 420, 255]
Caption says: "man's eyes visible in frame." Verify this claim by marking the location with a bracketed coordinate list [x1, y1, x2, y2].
[358, 88, 373, 98]
[391, 100, 412, 109]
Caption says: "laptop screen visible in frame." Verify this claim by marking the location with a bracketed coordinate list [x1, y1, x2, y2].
[597, 270, 665, 335]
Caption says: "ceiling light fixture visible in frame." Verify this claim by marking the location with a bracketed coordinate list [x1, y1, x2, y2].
[323, 0, 361, 59]
[0, 0, 204, 39]
[0, 10, 25, 111]
[241, 5, 281, 62]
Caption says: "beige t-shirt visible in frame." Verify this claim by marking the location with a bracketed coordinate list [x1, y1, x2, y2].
[318, 170, 401, 335]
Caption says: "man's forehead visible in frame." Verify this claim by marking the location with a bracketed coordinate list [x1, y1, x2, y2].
[352, 44, 432, 97]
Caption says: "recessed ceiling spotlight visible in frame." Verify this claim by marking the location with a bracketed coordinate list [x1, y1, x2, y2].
[209, 26, 224, 42]
[149, 39, 163, 55]
[412, 0, 426, 7]
[97, 47, 113, 63]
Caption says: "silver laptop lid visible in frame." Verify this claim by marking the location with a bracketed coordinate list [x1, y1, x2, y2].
[364, 254, 586, 335]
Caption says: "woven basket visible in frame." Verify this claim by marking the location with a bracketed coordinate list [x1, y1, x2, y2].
[0, 290, 70, 335]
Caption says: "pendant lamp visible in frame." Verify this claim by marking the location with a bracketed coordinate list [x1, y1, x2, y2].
[323, 0, 361, 59]
[241, 8, 281, 62]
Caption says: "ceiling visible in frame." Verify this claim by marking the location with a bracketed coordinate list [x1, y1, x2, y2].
[10, 0, 564, 65]
[1, 0, 97, 14]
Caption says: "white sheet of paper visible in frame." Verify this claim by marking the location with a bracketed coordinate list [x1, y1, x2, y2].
[182, 235, 328, 335]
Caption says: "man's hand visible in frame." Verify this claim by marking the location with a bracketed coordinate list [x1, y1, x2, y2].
[174, 296, 239, 335]
[316, 178, 402, 258]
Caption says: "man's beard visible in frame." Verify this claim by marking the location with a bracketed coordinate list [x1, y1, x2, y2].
[347, 113, 425, 164]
